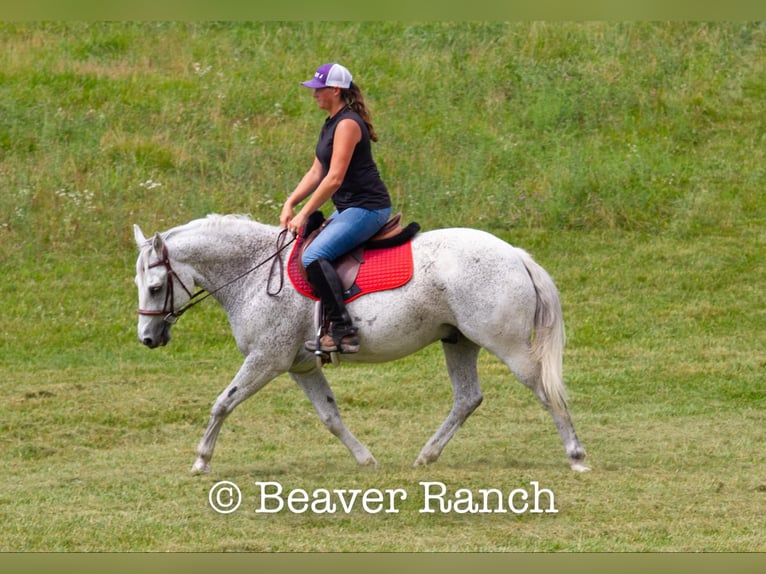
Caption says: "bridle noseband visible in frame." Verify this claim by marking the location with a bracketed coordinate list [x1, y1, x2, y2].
[136, 229, 295, 325]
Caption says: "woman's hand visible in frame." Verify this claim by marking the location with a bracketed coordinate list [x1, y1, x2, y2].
[279, 202, 294, 230]
[287, 210, 308, 237]
[281, 157, 326, 232]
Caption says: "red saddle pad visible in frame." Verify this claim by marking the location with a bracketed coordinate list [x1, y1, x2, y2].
[287, 239, 414, 303]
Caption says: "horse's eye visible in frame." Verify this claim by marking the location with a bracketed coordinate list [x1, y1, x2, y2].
[149, 285, 162, 295]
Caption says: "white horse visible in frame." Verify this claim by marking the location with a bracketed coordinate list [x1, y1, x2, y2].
[133, 214, 589, 474]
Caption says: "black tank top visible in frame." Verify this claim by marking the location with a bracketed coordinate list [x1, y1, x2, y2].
[315, 108, 391, 211]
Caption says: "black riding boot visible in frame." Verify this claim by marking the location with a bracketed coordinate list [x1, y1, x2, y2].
[304, 258, 360, 354]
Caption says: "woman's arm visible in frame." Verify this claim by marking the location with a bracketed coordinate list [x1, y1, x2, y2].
[285, 118, 361, 234]
[280, 157, 324, 228]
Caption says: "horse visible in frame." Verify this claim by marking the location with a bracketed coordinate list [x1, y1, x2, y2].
[133, 214, 589, 474]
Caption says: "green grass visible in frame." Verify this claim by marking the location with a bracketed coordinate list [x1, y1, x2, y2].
[1, 22, 765, 552]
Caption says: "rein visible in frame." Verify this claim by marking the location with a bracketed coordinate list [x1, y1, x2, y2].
[137, 228, 295, 325]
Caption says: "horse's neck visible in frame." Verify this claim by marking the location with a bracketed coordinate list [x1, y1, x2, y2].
[168, 218, 279, 292]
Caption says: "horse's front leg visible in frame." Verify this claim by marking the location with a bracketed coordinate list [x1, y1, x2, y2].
[191, 352, 283, 475]
[291, 369, 377, 467]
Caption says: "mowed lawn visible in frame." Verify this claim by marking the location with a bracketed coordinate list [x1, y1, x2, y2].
[2, 228, 764, 551]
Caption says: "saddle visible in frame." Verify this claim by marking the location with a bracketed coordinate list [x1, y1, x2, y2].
[296, 211, 420, 300]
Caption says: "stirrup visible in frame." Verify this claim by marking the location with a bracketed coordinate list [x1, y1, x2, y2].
[331, 327, 360, 354]
[305, 324, 359, 354]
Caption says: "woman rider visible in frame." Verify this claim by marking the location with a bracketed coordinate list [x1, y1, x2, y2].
[280, 63, 392, 355]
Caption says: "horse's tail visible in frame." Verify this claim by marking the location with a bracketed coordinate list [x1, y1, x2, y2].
[516, 248, 569, 415]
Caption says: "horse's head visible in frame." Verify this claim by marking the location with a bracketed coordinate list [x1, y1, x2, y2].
[133, 224, 196, 349]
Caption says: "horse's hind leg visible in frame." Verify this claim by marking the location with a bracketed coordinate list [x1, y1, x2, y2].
[500, 350, 589, 471]
[291, 369, 377, 467]
[414, 335, 483, 466]
[548, 406, 589, 472]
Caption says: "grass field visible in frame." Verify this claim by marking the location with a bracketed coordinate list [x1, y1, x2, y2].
[1, 22, 764, 552]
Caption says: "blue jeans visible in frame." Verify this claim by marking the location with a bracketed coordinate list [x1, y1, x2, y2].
[302, 206, 392, 267]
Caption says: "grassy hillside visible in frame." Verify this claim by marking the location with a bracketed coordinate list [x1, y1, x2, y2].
[1, 21, 764, 254]
[1, 22, 764, 552]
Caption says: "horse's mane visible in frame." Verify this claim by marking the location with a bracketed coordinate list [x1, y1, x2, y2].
[203, 213, 254, 225]
[137, 214, 272, 272]
[168, 213, 265, 238]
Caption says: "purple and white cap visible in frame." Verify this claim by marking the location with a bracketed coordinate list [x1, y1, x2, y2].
[301, 63, 353, 89]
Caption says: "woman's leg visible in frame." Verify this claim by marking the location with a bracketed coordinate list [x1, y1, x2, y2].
[302, 206, 391, 266]
[301, 206, 391, 353]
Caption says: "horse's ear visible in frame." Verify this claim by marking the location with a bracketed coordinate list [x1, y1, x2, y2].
[151, 232, 165, 257]
[133, 224, 147, 246]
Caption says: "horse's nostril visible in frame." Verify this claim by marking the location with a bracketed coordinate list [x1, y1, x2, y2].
[142, 337, 154, 347]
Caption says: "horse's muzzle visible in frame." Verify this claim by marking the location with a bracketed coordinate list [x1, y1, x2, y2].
[140, 325, 171, 348]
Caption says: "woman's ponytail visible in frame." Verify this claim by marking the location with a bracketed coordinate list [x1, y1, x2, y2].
[342, 84, 378, 142]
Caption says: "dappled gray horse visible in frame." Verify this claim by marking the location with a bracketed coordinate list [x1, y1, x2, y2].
[133, 214, 589, 474]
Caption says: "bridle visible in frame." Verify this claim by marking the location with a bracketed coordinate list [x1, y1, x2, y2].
[137, 229, 295, 325]
[136, 242, 200, 325]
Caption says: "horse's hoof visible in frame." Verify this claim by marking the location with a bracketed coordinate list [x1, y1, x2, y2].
[570, 462, 591, 472]
[191, 459, 211, 475]
[359, 454, 378, 467]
